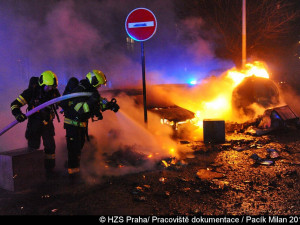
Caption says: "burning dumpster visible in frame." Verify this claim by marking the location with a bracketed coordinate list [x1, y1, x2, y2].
[258, 105, 299, 129]
[232, 76, 280, 118]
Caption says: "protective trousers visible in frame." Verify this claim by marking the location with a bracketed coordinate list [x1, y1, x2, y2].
[65, 125, 86, 174]
[25, 116, 56, 171]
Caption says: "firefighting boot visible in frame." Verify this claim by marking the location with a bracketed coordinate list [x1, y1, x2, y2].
[68, 168, 83, 184]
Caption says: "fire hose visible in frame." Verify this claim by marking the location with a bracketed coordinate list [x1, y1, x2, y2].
[0, 92, 92, 136]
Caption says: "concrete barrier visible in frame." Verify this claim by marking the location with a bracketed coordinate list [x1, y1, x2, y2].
[0, 148, 45, 191]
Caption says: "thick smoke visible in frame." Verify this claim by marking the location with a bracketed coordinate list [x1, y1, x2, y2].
[0, 0, 232, 180]
[79, 93, 185, 183]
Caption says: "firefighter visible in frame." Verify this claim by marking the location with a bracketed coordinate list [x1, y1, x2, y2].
[10, 71, 61, 177]
[60, 70, 119, 178]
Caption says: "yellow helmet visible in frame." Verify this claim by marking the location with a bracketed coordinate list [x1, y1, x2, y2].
[86, 70, 107, 88]
[39, 71, 58, 87]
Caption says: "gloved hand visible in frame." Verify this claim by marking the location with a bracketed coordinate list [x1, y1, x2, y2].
[15, 113, 27, 122]
[94, 110, 103, 120]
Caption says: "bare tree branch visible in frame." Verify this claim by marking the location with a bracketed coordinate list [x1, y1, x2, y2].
[175, 0, 299, 66]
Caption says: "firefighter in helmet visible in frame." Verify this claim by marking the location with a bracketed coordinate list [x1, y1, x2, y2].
[10, 71, 61, 177]
[60, 70, 119, 178]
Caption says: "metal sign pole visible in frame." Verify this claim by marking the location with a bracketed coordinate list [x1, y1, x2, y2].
[141, 41, 148, 124]
[125, 8, 157, 125]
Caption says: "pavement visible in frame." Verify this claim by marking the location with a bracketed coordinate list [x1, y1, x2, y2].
[0, 127, 299, 216]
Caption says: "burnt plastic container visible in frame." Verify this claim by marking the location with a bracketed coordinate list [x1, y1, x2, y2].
[203, 119, 225, 143]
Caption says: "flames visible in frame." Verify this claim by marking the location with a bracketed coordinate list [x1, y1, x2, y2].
[149, 60, 272, 159]
[170, 61, 271, 140]
[102, 61, 272, 166]
[227, 61, 270, 87]
[99, 61, 272, 170]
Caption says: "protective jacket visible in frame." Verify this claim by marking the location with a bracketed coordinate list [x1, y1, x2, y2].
[61, 79, 107, 128]
[11, 84, 60, 124]
[10, 82, 61, 172]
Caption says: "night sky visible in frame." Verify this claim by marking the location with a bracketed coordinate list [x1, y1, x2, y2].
[0, 0, 299, 88]
[0, 0, 299, 151]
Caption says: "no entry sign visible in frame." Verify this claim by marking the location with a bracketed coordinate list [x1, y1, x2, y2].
[125, 8, 157, 42]
[125, 8, 157, 124]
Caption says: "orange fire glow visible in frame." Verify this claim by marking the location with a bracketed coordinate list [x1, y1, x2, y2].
[227, 61, 270, 87]
[173, 61, 271, 140]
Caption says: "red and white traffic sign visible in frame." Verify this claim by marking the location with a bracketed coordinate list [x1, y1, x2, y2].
[125, 8, 157, 42]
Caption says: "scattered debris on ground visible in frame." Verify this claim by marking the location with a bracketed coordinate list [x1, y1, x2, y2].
[0, 106, 299, 215]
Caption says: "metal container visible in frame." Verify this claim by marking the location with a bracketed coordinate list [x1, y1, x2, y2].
[203, 119, 225, 143]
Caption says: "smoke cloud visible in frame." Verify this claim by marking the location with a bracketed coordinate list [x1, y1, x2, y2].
[0, 0, 234, 180]
[79, 92, 185, 183]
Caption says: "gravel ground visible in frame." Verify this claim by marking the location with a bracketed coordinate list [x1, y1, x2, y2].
[0, 127, 299, 216]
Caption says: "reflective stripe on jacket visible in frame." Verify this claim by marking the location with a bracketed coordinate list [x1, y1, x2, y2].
[64, 118, 87, 127]
[74, 102, 90, 113]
